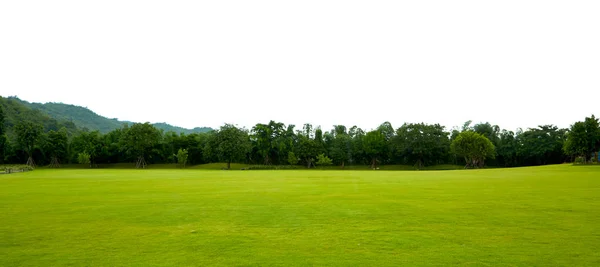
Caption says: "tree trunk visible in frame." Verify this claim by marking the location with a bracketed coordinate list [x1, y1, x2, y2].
[341, 161, 345, 169]
[227, 160, 231, 170]
[26, 156, 35, 168]
[371, 158, 376, 169]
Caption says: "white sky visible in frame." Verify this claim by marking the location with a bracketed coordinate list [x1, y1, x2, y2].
[1, 1, 599, 132]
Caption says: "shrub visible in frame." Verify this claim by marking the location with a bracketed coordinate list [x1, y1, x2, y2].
[316, 154, 333, 166]
[77, 152, 91, 166]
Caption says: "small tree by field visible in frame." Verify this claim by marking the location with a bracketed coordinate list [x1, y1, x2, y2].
[177, 148, 189, 168]
[316, 153, 333, 167]
[78, 152, 91, 166]
[287, 151, 299, 165]
[451, 131, 496, 168]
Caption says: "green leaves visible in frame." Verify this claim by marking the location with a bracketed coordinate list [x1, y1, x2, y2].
[15, 121, 43, 157]
[451, 131, 495, 168]
[214, 124, 251, 169]
[177, 148, 189, 168]
[316, 153, 333, 166]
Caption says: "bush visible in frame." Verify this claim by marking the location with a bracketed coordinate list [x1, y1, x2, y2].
[0, 165, 34, 173]
[77, 152, 91, 166]
[574, 156, 586, 165]
[316, 154, 333, 166]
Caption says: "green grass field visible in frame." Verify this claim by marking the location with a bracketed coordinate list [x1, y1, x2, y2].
[1, 165, 599, 266]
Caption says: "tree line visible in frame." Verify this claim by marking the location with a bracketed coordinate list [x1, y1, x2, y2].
[1, 105, 598, 169]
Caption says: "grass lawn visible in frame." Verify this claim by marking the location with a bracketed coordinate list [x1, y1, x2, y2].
[1, 165, 599, 266]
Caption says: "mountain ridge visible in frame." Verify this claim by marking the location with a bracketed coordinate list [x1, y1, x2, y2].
[3, 96, 212, 134]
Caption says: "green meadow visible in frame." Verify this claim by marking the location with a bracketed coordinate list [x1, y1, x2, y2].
[1, 165, 599, 266]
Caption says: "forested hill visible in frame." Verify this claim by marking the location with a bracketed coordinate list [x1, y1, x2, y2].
[0, 96, 78, 137]
[6, 96, 212, 134]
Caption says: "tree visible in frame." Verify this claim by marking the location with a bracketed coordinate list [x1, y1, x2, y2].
[517, 125, 566, 165]
[295, 134, 318, 168]
[177, 148, 189, 168]
[496, 130, 518, 167]
[123, 123, 162, 168]
[15, 121, 43, 167]
[564, 115, 600, 162]
[287, 151, 299, 165]
[71, 130, 103, 167]
[214, 124, 251, 169]
[43, 128, 68, 167]
[77, 152, 91, 166]
[393, 123, 450, 169]
[329, 133, 351, 168]
[363, 130, 387, 169]
[450, 131, 496, 168]
[316, 153, 333, 166]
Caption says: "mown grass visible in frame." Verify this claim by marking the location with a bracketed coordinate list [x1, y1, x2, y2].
[1, 165, 599, 266]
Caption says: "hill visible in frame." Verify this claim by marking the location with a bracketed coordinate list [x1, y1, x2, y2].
[7, 97, 212, 134]
[0, 96, 78, 138]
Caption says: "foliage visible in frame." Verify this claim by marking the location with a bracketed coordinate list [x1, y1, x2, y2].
[15, 121, 43, 158]
[122, 123, 162, 166]
[329, 133, 351, 167]
[177, 148, 188, 168]
[451, 131, 496, 168]
[0, 94, 597, 169]
[287, 151, 299, 165]
[0, 97, 77, 139]
[315, 153, 333, 166]
[564, 115, 600, 161]
[43, 128, 68, 163]
[393, 123, 450, 168]
[10, 97, 212, 135]
[363, 130, 387, 168]
[77, 152, 91, 166]
[70, 130, 102, 165]
[517, 125, 566, 165]
[212, 124, 251, 169]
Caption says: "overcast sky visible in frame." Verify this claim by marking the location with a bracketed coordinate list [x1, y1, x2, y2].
[1, 1, 598, 132]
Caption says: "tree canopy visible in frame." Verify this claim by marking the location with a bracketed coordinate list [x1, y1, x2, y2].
[451, 131, 496, 168]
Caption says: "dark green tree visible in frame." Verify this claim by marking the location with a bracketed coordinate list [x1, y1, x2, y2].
[43, 128, 68, 167]
[363, 130, 387, 168]
[123, 123, 162, 168]
[214, 124, 251, 169]
[496, 130, 518, 167]
[295, 134, 318, 168]
[517, 125, 566, 165]
[15, 121, 43, 167]
[451, 131, 495, 168]
[329, 132, 351, 168]
[564, 115, 600, 162]
[71, 130, 103, 167]
[393, 123, 450, 169]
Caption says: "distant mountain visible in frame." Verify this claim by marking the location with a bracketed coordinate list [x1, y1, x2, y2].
[0, 96, 79, 138]
[6, 97, 212, 134]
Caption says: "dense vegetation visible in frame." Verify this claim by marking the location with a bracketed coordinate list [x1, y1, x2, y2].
[1, 96, 212, 135]
[1, 96, 598, 168]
